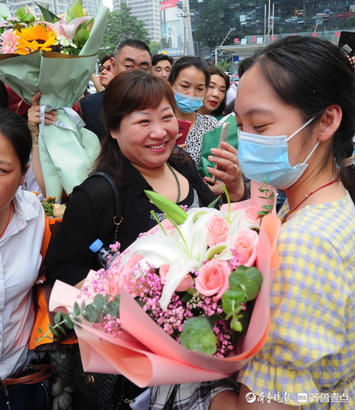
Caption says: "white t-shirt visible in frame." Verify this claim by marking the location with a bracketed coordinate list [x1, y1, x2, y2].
[0, 189, 44, 378]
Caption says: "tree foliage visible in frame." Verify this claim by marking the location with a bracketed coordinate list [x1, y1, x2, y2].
[98, 4, 149, 60]
[149, 41, 161, 55]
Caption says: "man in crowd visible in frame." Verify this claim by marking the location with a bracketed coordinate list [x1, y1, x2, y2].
[80, 39, 152, 140]
[151, 53, 174, 81]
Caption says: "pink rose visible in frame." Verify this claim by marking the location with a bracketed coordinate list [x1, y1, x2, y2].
[110, 254, 144, 295]
[206, 215, 229, 247]
[196, 260, 231, 299]
[159, 264, 193, 292]
[230, 229, 259, 266]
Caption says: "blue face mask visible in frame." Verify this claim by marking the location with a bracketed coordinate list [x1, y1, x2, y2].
[238, 117, 318, 190]
[174, 90, 204, 113]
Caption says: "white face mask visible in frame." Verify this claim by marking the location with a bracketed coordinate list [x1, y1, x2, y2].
[238, 117, 319, 190]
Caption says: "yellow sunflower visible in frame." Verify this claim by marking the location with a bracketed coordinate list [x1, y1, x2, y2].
[16, 24, 56, 55]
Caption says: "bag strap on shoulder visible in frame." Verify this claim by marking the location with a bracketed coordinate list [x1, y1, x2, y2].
[87, 172, 123, 243]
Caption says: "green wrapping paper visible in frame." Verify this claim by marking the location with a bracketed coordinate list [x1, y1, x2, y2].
[38, 108, 99, 198]
[38, 53, 97, 108]
[0, 53, 41, 102]
[0, 5, 109, 200]
[198, 113, 238, 178]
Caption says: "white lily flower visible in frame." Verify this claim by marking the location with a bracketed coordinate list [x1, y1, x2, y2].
[120, 206, 258, 311]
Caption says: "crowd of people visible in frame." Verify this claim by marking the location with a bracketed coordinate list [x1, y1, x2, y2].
[0, 34, 354, 410]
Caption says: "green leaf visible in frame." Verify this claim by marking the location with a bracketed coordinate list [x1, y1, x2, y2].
[93, 294, 105, 311]
[229, 267, 263, 301]
[74, 302, 81, 317]
[16, 7, 26, 20]
[49, 325, 59, 337]
[222, 288, 246, 317]
[144, 190, 187, 225]
[73, 18, 93, 48]
[262, 205, 273, 211]
[0, 4, 10, 18]
[57, 325, 66, 335]
[66, 0, 84, 23]
[15, 7, 35, 24]
[180, 317, 217, 355]
[207, 195, 221, 209]
[54, 311, 62, 325]
[231, 316, 243, 332]
[104, 298, 120, 318]
[83, 304, 102, 323]
[36, 2, 58, 23]
[63, 314, 75, 329]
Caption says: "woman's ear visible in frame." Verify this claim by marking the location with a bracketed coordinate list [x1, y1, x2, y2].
[316, 105, 342, 142]
[110, 129, 119, 141]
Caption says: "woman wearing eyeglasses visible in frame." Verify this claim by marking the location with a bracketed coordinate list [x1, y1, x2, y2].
[89, 54, 115, 94]
[98, 54, 115, 89]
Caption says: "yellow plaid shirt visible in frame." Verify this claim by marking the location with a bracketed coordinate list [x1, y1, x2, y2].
[238, 193, 355, 408]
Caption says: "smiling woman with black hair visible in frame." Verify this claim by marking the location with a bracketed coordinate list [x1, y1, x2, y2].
[44, 70, 245, 409]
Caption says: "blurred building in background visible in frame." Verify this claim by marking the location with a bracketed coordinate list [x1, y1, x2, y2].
[160, 0, 194, 57]
[113, 0, 161, 42]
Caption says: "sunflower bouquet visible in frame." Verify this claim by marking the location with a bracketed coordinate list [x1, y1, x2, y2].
[0, 1, 109, 200]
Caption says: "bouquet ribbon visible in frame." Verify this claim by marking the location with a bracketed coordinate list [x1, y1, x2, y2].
[50, 203, 281, 387]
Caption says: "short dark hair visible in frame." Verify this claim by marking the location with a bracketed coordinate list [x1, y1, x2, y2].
[152, 53, 174, 67]
[114, 39, 151, 59]
[100, 54, 113, 66]
[0, 107, 32, 172]
[168, 56, 210, 87]
[207, 66, 230, 116]
[249, 35, 355, 201]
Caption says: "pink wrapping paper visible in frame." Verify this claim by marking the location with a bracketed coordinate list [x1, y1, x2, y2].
[49, 185, 281, 387]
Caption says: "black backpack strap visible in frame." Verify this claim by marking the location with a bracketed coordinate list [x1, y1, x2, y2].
[87, 172, 123, 243]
